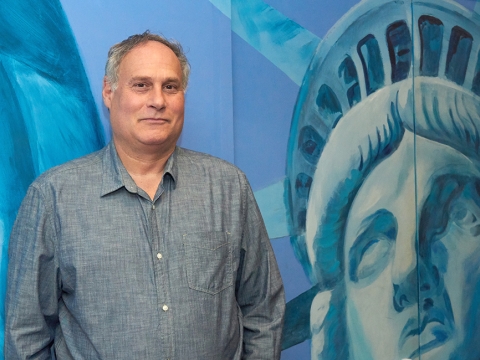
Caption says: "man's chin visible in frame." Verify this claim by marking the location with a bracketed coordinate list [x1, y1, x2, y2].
[139, 137, 175, 148]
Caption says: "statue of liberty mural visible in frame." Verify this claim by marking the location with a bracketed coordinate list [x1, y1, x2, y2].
[0, 0, 104, 353]
[285, 0, 480, 358]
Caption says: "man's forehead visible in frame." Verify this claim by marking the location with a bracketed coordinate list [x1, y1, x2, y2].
[120, 41, 179, 67]
[117, 41, 182, 79]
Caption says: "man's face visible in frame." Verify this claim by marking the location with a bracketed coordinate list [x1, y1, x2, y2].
[343, 131, 480, 359]
[102, 40, 185, 155]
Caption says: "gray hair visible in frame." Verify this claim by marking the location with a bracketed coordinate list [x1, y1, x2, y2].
[105, 31, 190, 91]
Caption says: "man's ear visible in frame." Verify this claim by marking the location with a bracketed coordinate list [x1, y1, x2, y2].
[102, 76, 113, 109]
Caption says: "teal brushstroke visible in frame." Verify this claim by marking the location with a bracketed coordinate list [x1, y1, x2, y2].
[209, 0, 231, 18]
[282, 284, 320, 349]
[254, 179, 290, 239]
[0, 0, 104, 356]
[210, 0, 321, 86]
[232, 0, 320, 85]
[475, 1, 480, 14]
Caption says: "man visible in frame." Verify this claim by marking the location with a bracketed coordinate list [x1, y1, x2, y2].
[5, 31, 285, 359]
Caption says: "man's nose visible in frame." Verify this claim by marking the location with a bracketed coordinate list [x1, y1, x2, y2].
[148, 86, 166, 110]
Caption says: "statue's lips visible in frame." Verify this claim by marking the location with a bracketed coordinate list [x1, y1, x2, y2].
[398, 306, 454, 359]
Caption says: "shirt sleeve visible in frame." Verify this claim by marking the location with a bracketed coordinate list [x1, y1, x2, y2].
[235, 174, 285, 360]
[5, 184, 60, 360]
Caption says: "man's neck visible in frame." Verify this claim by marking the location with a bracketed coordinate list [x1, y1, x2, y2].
[114, 140, 174, 199]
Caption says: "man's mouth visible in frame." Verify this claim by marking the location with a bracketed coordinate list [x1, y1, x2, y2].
[141, 117, 168, 121]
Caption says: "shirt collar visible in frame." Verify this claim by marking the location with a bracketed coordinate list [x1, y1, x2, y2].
[163, 146, 178, 183]
[100, 142, 178, 197]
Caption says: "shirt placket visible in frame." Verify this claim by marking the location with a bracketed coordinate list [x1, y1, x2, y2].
[150, 180, 174, 359]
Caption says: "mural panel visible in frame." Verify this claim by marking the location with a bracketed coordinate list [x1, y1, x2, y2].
[282, 0, 480, 358]
[0, 0, 104, 351]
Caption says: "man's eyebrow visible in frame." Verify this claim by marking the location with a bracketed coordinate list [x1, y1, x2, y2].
[128, 76, 153, 84]
[162, 76, 181, 84]
[127, 76, 181, 84]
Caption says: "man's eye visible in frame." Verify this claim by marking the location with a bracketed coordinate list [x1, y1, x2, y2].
[134, 83, 146, 88]
[164, 84, 179, 92]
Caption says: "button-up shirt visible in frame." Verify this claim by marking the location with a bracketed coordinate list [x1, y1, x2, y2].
[5, 143, 285, 359]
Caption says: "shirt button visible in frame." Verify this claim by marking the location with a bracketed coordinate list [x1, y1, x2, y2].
[157, 253, 163, 259]
[163, 305, 169, 311]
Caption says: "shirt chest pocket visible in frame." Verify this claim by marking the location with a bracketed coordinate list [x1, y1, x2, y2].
[183, 231, 233, 295]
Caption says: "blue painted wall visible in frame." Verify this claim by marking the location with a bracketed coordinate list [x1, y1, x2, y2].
[2, 0, 480, 359]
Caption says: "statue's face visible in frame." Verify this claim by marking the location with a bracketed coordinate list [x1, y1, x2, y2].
[343, 131, 480, 359]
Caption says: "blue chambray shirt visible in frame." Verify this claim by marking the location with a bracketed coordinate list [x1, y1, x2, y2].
[5, 143, 285, 359]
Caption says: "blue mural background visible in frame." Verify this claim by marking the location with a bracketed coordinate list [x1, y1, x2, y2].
[0, 0, 104, 351]
[1, 0, 480, 359]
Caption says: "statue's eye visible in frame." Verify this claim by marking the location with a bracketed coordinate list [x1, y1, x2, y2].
[450, 203, 476, 227]
[448, 196, 480, 237]
[347, 209, 397, 284]
[353, 236, 394, 282]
